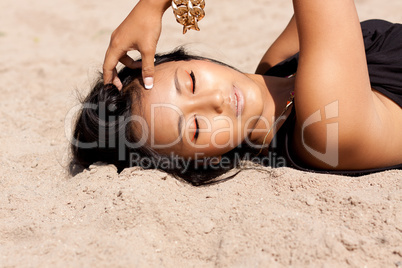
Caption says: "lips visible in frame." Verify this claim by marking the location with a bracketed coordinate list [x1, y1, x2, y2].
[233, 86, 244, 117]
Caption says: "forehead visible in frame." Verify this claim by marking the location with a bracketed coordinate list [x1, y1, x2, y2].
[134, 61, 184, 150]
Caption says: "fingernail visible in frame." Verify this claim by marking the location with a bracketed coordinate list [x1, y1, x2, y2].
[144, 77, 153, 89]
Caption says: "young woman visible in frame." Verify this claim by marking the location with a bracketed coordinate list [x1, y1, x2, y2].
[71, 0, 402, 184]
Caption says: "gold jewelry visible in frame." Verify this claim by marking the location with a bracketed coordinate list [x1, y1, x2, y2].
[257, 91, 295, 156]
[172, 0, 205, 34]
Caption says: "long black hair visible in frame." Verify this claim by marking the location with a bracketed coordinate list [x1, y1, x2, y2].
[70, 48, 256, 185]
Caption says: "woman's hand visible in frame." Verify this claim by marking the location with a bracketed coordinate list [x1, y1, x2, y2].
[103, 0, 171, 90]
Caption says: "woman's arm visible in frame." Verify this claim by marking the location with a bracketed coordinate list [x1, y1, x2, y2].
[291, 0, 397, 169]
[103, 0, 171, 90]
[255, 15, 299, 75]
[293, 0, 373, 129]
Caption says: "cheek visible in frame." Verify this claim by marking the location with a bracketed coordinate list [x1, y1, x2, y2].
[147, 118, 178, 148]
[207, 118, 243, 148]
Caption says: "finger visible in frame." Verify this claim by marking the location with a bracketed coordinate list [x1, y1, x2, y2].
[119, 54, 142, 69]
[103, 48, 123, 85]
[103, 65, 115, 85]
[112, 69, 123, 91]
[140, 50, 156, 90]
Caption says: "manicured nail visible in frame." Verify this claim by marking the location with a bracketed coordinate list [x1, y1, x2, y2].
[144, 77, 153, 89]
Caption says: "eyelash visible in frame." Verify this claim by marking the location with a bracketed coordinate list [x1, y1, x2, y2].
[189, 71, 196, 93]
[191, 115, 199, 141]
[188, 70, 199, 141]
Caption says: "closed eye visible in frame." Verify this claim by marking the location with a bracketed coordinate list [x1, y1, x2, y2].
[191, 115, 199, 142]
[189, 71, 196, 93]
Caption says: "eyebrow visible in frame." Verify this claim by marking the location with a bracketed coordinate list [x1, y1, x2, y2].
[174, 67, 182, 95]
[177, 114, 184, 143]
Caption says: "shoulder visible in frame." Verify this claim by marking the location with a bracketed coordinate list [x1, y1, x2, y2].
[291, 90, 402, 170]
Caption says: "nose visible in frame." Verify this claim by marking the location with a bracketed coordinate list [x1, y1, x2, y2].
[186, 90, 224, 114]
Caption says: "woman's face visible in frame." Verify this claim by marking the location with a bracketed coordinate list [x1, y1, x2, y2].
[134, 60, 266, 159]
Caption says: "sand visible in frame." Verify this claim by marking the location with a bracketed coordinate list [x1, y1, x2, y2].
[1, 0, 401, 266]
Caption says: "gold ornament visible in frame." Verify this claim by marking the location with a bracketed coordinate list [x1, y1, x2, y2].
[257, 91, 295, 156]
[172, 0, 205, 34]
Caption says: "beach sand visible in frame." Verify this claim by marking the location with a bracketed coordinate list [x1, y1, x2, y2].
[1, 0, 401, 266]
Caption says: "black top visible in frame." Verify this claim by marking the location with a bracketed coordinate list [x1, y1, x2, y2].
[266, 19, 402, 175]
